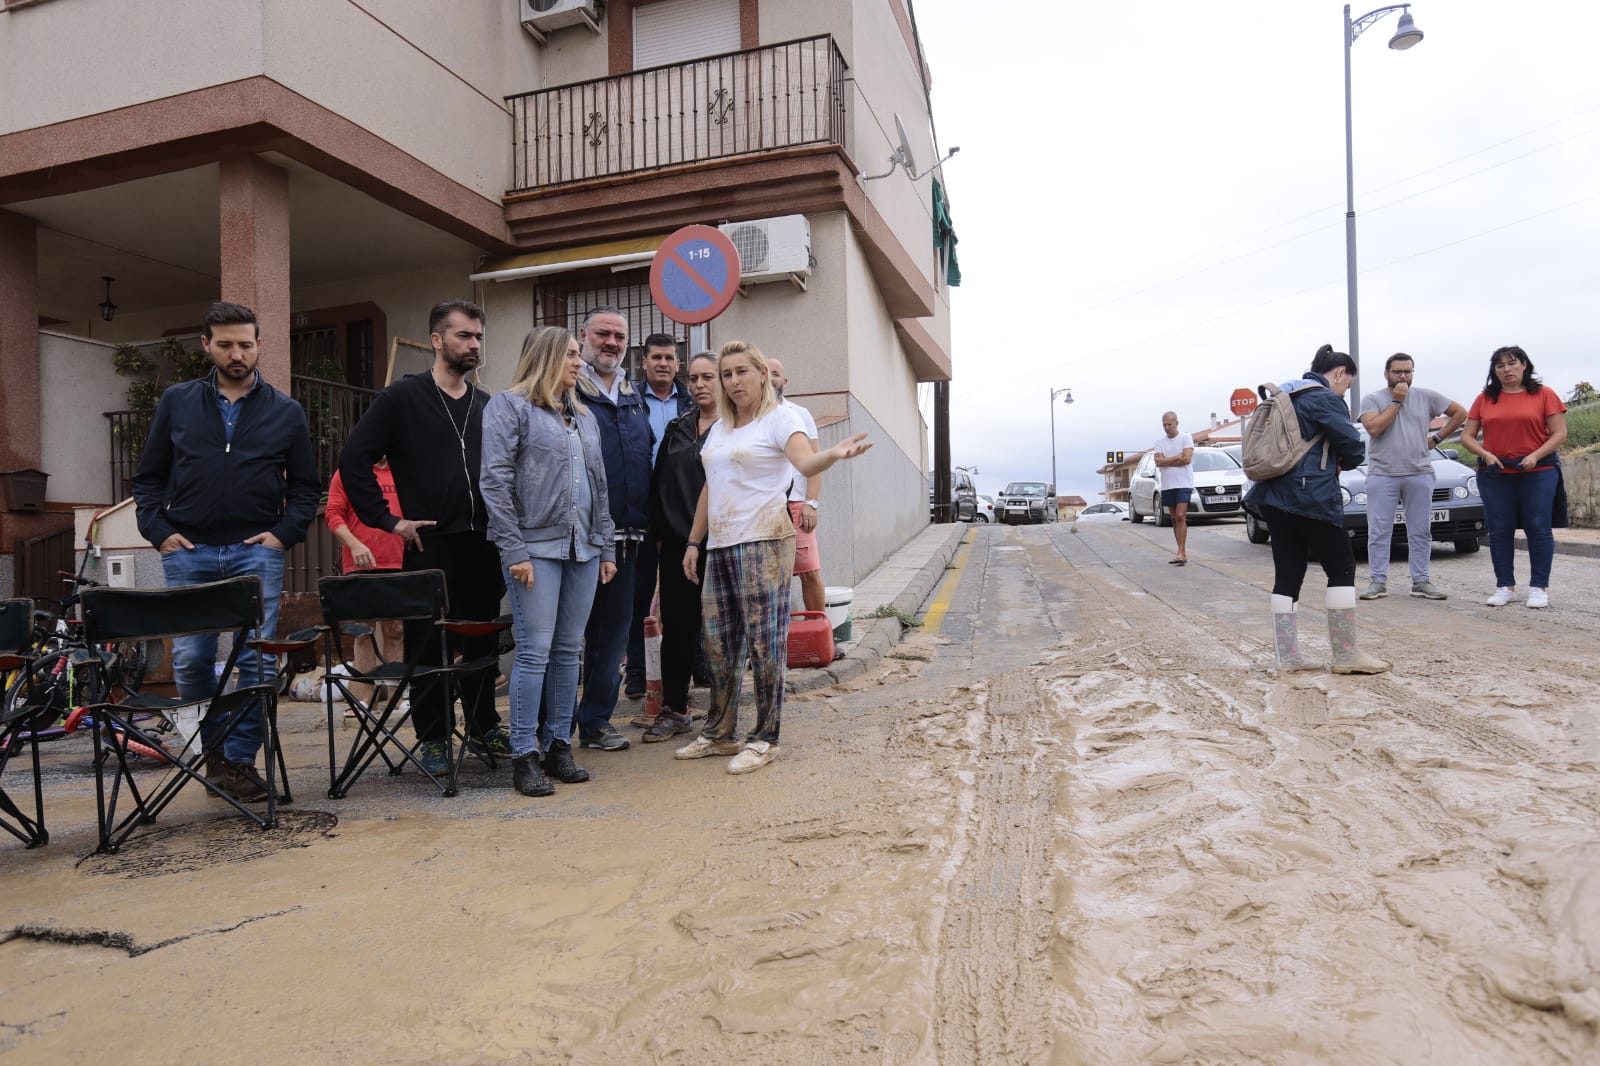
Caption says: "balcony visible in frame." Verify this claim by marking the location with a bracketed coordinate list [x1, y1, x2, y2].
[508, 35, 848, 193]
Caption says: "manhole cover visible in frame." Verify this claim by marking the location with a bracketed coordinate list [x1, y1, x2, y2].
[78, 809, 339, 879]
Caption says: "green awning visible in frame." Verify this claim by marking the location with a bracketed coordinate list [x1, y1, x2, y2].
[933, 178, 961, 287]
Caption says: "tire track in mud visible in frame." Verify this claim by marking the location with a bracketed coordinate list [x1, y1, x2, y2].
[1023, 526, 1600, 1064]
[933, 670, 1059, 1066]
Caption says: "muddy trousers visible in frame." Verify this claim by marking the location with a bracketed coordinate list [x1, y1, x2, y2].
[699, 538, 795, 746]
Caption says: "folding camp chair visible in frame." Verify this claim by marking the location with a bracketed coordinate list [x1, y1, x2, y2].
[0, 597, 53, 848]
[318, 570, 511, 798]
[79, 576, 316, 854]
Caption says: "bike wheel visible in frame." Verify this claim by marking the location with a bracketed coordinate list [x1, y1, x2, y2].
[108, 639, 152, 696]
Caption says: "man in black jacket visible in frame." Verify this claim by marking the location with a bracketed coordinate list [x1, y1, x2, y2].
[133, 301, 320, 803]
[337, 299, 509, 774]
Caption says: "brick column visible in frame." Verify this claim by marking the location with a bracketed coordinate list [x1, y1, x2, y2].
[0, 209, 40, 472]
[219, 156, 291, 391]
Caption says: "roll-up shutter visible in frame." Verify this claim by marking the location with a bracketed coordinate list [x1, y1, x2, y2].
[633, 0, 741, 68]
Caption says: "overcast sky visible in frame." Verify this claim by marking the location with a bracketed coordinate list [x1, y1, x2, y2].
[913, 0, 1599, 502]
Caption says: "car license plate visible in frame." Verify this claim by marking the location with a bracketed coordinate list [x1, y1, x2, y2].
[1394, 509, 1449, 525]
[1213, 494, 1240, 504]
[1008, 507, 1028, 514]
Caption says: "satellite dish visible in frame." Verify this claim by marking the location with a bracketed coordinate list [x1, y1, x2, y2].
[892, 114, 919, 175]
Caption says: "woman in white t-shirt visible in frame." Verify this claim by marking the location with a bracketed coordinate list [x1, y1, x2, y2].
[675, 341, 870, 774]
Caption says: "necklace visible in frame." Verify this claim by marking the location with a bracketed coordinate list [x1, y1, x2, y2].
[433, 375, 473, 452]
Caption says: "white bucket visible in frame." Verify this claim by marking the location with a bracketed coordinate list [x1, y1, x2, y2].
[168, 704, 204, 761]
[824, 586, 853, 643]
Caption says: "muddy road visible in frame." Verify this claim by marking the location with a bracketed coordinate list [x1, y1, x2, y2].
[3, 520, 1597, 1064]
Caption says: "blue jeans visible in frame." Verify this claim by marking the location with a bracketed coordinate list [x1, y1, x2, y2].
[1364, 471, 1436, 583]
[1479, 466, 1556, 589]
[504, 556, 598, 757]
[159, 542, 285, 763]
[574, 543, 637, 737]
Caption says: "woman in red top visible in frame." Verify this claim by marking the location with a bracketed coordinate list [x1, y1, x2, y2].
[1459, 346, 1567, 609]
[325, 460, 407, 695]
[326, 459, 404, 573]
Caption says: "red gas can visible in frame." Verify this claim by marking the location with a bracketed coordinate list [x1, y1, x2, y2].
[786, 610, 835, 668]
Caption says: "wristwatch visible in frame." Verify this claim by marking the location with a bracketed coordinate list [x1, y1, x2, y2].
[804, 499, 820, 509]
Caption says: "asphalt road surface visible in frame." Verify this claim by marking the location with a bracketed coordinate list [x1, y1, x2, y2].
[2, 517, 1596, 1064]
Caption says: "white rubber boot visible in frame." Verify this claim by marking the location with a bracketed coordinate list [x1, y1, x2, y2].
[1271, 594, 1320, 672]
[1326, 586, 1391, 675]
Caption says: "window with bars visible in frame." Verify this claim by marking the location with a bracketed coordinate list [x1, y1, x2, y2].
[535, 277, 691, 379]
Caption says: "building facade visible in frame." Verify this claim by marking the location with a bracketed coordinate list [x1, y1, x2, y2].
[0, 0, 954, 596]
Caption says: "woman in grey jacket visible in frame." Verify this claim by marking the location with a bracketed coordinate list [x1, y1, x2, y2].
[481, 326, 617, 796]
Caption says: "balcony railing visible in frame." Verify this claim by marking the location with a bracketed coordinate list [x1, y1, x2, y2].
[508, 34, 848, 193]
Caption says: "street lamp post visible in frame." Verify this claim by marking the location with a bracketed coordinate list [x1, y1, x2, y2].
[1344, 2, 1424, 415]
[1049, 386, 1074, 505]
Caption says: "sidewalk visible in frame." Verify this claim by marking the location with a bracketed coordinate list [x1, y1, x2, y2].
[786, 521, 971, 693]
[1518, 525, 1600, 559]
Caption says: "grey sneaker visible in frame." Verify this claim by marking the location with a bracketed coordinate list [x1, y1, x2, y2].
[642, 710, 694, 743]
[1359, 581, 1387, 600]
[579, 726, 630, 752]
[1409, 581, 1447, 600]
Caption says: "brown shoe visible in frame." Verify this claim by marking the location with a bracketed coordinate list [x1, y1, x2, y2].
[205, 757, 269, 804]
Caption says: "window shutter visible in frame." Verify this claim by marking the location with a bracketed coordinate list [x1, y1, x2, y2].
[633, 0, 741, 68]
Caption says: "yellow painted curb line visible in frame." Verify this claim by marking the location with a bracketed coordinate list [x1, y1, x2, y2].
[920, 528, 977, 636]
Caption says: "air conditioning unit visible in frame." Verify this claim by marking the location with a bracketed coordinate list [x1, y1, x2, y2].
[717, 214, 811, 290]
[519, 0, 602, 44]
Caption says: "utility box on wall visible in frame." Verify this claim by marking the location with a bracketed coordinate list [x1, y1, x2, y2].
[106, 555, 135, 588]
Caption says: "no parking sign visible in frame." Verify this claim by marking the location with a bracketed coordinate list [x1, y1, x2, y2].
[649, 225, 742, 325]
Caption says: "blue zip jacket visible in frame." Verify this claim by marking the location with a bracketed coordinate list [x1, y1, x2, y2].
[132, 370, 320, 549]
[575, 368, 653, 534]
[1244, 372, 1365, 526]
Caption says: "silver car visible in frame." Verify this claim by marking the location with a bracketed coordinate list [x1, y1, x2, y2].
[1128, 447, 1246, 526]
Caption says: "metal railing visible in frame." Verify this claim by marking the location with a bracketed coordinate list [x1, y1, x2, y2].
[508, 34, 848, 192]
[291, 375, 378, 485]
[105, 376, 374, 505]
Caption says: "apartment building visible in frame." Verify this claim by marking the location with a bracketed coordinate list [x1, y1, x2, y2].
[0, 0, 955, 597]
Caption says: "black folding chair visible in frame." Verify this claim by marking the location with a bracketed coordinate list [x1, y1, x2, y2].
[318, 570, 511, 798]
[79, 576, 315, 854]
[1, 598, 53, 848]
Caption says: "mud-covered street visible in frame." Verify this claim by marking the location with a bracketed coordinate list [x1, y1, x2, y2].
[3, 519, 1598, 1064]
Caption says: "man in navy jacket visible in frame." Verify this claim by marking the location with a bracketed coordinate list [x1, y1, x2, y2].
[133, 301, 319, 803]
[570, 306, 654, 751]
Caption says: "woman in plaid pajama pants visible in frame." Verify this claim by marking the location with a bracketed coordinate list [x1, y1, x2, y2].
[674, 341, 872, 775]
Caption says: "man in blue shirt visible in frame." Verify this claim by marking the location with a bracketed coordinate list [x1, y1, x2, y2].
[133, 301, 319, 803]
[626, 334, 694, 700]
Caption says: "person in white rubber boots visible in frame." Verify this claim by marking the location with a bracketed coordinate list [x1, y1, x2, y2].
[1242, 344, 1391, 675]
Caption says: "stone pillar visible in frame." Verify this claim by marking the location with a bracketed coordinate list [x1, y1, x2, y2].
[0, 209, 40, 472]
[219, 156, 291, 391]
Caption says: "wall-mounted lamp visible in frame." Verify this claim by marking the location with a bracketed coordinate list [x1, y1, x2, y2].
[99, 276, 117, 322]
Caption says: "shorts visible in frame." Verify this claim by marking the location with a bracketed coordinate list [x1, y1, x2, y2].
[1160, 487, 1193, 508]
[787, 501, 821, 575]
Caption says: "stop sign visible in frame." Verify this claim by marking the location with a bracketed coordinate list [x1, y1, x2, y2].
[1230, 387, 1258, 419]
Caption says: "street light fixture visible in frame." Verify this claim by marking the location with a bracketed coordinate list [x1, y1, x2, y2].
[1344, 2, 1424, 415]
[1049, 386, 1074, 505]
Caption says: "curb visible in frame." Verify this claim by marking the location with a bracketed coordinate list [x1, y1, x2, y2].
[1513, 533, 1600, 560]
[786, 523, 971, 695]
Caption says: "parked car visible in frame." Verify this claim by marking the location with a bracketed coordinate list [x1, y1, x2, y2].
[1075, 501, 1127, 523]
[1233, 433, 1486, 554]
[1128, 447, 1246, 526]
[998, 481, 1057, 524]
[971, 494, 995, 523]
[929, 468, 980, 522]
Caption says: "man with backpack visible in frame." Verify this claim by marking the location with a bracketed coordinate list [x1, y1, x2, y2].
[1242, 344, 1390, 675]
